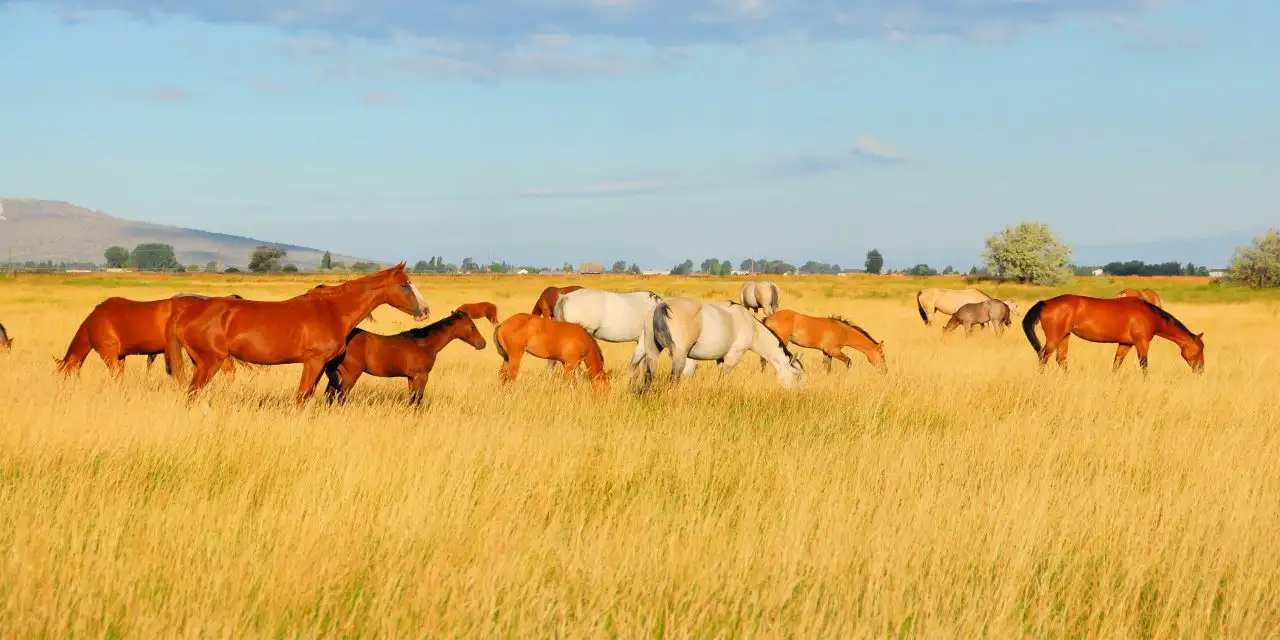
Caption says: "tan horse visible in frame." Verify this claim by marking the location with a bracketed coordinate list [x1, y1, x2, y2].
[917, 288, 1018, 325]
[739, 281, 781, 316]
[1116, 288, 1163, 308]
[642, 298, 803, 388]
[763, 310, 886, 372]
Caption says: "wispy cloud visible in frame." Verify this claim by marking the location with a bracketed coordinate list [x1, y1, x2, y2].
[149, 86, 192, 103]
[853, 135, 907, 162]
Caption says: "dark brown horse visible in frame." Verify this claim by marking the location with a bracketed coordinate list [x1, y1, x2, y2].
[324, 309, 486, 406]
[56, 294, 243, 378]
[531, 285, 583, 317]
[1022, 294, 1204, 374]
[165, 264, 429, 404]
[455, 301, 499, 325]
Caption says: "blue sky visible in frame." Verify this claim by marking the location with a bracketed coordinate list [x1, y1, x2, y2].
[1, 0, 1276, 269]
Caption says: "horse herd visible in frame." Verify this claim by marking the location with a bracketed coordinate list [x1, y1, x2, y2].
[5, 265, 1206, 407]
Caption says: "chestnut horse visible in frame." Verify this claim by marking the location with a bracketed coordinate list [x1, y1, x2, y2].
[531, 285, 583, 317]
[323, 309, 487, 406]
[1022, 294, 1203, 374]
[56, 294, 243, 378]
[763, 310, 886, 372]
[1116, 288, 1163, 308]
[494, 313, 608, 391]
[165, 264, 429, 404]
[455, 301, 499, 325]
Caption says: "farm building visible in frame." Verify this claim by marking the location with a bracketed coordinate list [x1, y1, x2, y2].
[579, 262, 604, 274]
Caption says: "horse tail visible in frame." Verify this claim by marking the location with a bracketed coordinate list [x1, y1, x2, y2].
[54, 315, 93, 374]
[164, 311, 188, 385]
[1022, 300, 1045, 354]
[768, 283, 780, 313]
[493, 322, 509, 362]
[916, 291, 930, 325]
[652, 303, 674, 353]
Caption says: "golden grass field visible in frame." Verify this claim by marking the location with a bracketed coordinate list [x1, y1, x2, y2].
[2, 272, 1279, 637]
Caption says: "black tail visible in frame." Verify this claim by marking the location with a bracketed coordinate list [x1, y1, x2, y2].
[916, 291, 930, 325]
[493, 322, 509, 361]
[652, 303, 673, 353]
[1022, 301, 1046, 354]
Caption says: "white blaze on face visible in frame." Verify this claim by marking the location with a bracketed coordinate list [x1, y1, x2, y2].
[409, 282, 429, 319]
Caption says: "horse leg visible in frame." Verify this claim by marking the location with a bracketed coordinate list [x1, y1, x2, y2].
[147, 353, 157, 371]
[1135, 340, 1151, 377]
[964, 322, 975, 338]
[1054, 338, 1070, 371]
[408, 373, 428, 406]
[500, 350, 525, 384]
[1112, 345, 1133, 373]
[628, 342, 647, 370]
[293, 358, 327, 406]
[324, 367, 342, 405]
[827, 349, 852, 369]
[561, 357, 582, 385]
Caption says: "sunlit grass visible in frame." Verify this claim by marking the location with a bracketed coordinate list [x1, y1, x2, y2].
[1, 273, 1277, 636]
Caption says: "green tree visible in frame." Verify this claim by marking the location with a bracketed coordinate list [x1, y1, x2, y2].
[671, 259, 694, 275]
[282, 263, 299, 273]
[461, 257, 478, 272]
[864, 249, 884, 275]
[224, 267, 241, 273]
[248, 246, 288, 273]
[1227, 229, 1280, 288]
[103, 246, 129, 268]
[906, 264, 939, 276]
[628, 263, 642, 275]
[413, 259, 431, 272]
[700, 258, 719, 274]
[320, 251, 333, 270]
[740, 258, 754, 272]
[981, 222, 1072, 286]
[187, 264, 202, 273]
[351, 261, 379, 273]
[130, 243, 180, 270]
[204, 261, 218, 273]
[942, 265, 955, 275]
[719, 260, 733, 275]
[611, 260, 628, 274]
[562, 262, 575, 274]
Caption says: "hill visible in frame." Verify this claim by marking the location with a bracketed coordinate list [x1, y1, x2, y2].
[0, 199, 365, 269]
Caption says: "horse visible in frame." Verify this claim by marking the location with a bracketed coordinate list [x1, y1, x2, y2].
[1022, 294, 1204, 375]
[455, 301, 499, 325]
[493, 313, 609, 392]
[763, 310, 886, 372]
[531, 285, 583, 317]
[642, 298, 803, 389]
[552, 288, 663, 370]
[1116, 288, 1163, 308]
[0, 321, 11, 351]
[739, 281, 780, 316]
[917, 288, 1019, 326]
[164, 263, 429, 404]
[942, 299, 1013, 337]
[56, 294, 244, 379]
[323, 309, 486, 406]
[313, 284, 377, 324]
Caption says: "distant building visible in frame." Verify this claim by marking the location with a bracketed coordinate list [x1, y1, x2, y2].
[1209, 269, 1226, 279]
[1092, 269, 1104, 276]
[579, 262, 604, 274]
[516, 269, 529, 275]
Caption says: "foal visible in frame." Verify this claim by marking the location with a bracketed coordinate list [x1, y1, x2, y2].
[763, 310, 886, 371]
[324, 309, 486, 406]
[494, 313, 608, 392]
[942, 299, 1012, 337]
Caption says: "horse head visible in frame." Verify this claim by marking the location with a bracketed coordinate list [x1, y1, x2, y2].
[1183, 332, 1205, 373]
[456, 313, 488, 351]
[380, 263, 430, 321]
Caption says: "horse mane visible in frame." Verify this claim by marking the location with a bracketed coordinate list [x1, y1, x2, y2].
[1142, 301, 1196, 339]
[401, 309, 468, 339]
[828, 315, 877, 343]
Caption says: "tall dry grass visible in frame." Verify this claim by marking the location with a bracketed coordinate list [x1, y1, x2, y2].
[2, 274, 1279, 636]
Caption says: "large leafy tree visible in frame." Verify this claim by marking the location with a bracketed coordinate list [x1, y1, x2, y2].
[981, 222, 1072, 285]
[864, 249, 884, 274]
[130, 243, 180, 270]
[103, 246, 129, 268]
[248, 246, 287, 273]
[1227, 229, 1280, 288]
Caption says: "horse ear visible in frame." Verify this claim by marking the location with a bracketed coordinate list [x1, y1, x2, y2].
[1196, 332, 1204, 340]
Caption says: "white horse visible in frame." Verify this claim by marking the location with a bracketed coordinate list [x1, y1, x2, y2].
[642, 297, 803, 389]
[552, 288, 663, 368]
[739, 281, 780, 316]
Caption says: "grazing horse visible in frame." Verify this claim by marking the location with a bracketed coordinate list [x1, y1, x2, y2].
[552, 288, 663, 369]
[642, 298, 803, 389]
[531, 285, 584, 317]
[455, 301, 499, 325]
[493, 313, 609, 392]
[1022, 294, 1204, 375]
[763, 310, 886, 372]
[56, 294, 243, 378]
[943, 299, 1013, 337]
[1116, 288, 1163, 308]
[739, 281, 780, 316]
[0, 321, 11, 351]
[165, 263, 429, 404]
[917, 288, 1019, 326]
[324, 309, 487, 406]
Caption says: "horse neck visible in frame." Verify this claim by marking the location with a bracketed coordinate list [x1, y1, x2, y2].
[751, 320, 789, 366]
[320, 282, 389, 335]
[584, 342, 606, 376]
[1154, 316, 1194, 347]
[839, 324, 875, 350]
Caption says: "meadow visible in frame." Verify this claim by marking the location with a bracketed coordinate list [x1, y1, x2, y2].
[1, 272, 1278, 637]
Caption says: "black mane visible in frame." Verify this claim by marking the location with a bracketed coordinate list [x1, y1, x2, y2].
[1142, 301, 1197, 339]
[829, 315, 878, 343]
[752, 314, 794, 358]
[400, 309, 468, 339]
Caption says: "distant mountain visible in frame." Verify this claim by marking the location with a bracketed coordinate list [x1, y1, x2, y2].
[0, 199, 366, 269]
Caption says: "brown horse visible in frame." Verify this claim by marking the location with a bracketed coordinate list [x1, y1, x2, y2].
[455, 301, 499, 325]
[56, 294, 242, 378]
[1116, 288, 1163, 308]
[531, 285, 583, 317]
[1022, 295, 1203, 374]
[494, 313, 608, 391]
[763, 310, 886, 371]
[165, 264, 429, 404]
[313, 284, 377, 324]
[323, 309, 486, 406]
[943, 299, 1012, 337]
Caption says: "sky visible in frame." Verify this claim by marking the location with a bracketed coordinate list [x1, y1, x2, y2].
[1, 0, 1277, 269]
